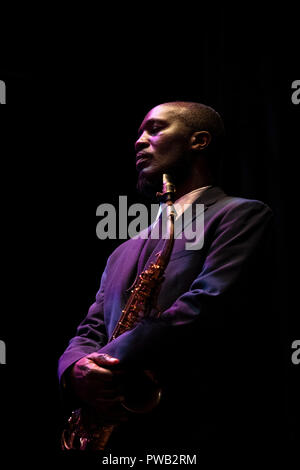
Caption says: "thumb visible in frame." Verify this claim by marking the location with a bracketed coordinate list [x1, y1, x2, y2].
[90, 352, 120, 367]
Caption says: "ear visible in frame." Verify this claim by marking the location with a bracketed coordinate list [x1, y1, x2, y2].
[190, 131, 211, 151]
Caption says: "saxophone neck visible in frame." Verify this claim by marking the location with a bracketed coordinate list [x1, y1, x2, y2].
[155, 173, 176, 266]
[156, 173, 176, 205]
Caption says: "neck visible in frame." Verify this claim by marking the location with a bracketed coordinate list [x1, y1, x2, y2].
[173, 167, 214, 201]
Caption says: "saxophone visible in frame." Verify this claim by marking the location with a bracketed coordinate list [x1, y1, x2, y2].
[61, 174, 176, 451]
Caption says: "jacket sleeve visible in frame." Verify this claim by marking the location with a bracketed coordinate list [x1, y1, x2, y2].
[98, 200, 273, 367]
[57, 265, 109, 383]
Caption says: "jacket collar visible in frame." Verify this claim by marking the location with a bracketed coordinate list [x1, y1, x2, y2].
[127, 186, 227, 247]
[192, 185, 227, 208]
[172, 186, 227, 238]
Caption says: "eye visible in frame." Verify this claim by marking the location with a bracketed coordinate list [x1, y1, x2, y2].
[150, 124, 163, 135]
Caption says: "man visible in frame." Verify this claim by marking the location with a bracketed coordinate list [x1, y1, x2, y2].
[58, 102, 274, 451]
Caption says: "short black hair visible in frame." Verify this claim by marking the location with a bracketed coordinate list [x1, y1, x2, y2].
[162, 101, 225, 138]
[162, 101, 225, 180]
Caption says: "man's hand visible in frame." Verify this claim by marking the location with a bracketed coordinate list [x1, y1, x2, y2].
[69, 352, 128, 424]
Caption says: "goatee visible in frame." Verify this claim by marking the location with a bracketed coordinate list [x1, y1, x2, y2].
[136, 160, 191, 201]
[136, 172, 162, 201]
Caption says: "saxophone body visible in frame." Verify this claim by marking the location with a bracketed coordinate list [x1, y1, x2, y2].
[61, 174, 176, 451]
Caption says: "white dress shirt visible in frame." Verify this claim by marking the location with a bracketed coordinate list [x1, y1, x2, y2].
[156, 185, 212, 221]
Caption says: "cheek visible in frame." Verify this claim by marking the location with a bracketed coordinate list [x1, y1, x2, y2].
[155, 137, 186, 156]
[156, 134, 187, 152]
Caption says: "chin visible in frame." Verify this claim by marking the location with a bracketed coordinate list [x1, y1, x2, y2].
[136, 171, 162, 200]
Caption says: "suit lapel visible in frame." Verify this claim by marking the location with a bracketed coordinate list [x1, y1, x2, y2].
[173, 186, 227, 239]
[111, 186, 227, 283]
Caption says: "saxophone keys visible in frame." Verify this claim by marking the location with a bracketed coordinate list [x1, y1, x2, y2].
[80, 437, 89, 450]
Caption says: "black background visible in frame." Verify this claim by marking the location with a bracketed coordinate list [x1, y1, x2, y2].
[1, 5, 299, 466]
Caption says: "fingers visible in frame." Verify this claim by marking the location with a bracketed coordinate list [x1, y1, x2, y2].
[86, 353, 123, 380]
[84, 363, 116, 381]
[71, 353, 127, 411]
[83, 367, 125, 395]
[89, 353, 120, 367]
[87, 354, 126, 382]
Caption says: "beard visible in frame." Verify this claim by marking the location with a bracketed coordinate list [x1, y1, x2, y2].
[136, 154, 193, 201]
[136, 171, 162, 201]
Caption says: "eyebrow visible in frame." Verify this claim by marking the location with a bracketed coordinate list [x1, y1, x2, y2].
[137, 118, 167, 136]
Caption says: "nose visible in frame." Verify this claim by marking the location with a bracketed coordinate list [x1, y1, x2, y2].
[135, 131, 149, 153]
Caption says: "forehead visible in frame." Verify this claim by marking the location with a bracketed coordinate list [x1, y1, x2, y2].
[140, 105, 179, 127]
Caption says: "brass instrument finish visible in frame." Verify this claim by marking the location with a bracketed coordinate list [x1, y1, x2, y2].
[61, 174, 176, 451]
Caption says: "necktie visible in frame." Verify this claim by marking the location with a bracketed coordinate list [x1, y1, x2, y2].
[136, 212, 165, 275]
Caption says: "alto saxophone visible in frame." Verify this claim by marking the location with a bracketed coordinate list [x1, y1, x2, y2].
[61, 174, 176, 451]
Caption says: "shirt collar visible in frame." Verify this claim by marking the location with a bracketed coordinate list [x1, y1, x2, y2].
[156, 185, 213, 221]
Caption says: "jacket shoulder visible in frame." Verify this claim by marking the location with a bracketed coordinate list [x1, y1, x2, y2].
[215, 192, 273, 216]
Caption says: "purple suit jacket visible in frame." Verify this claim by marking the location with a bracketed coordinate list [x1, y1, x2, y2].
[58, 186, 273, 381]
